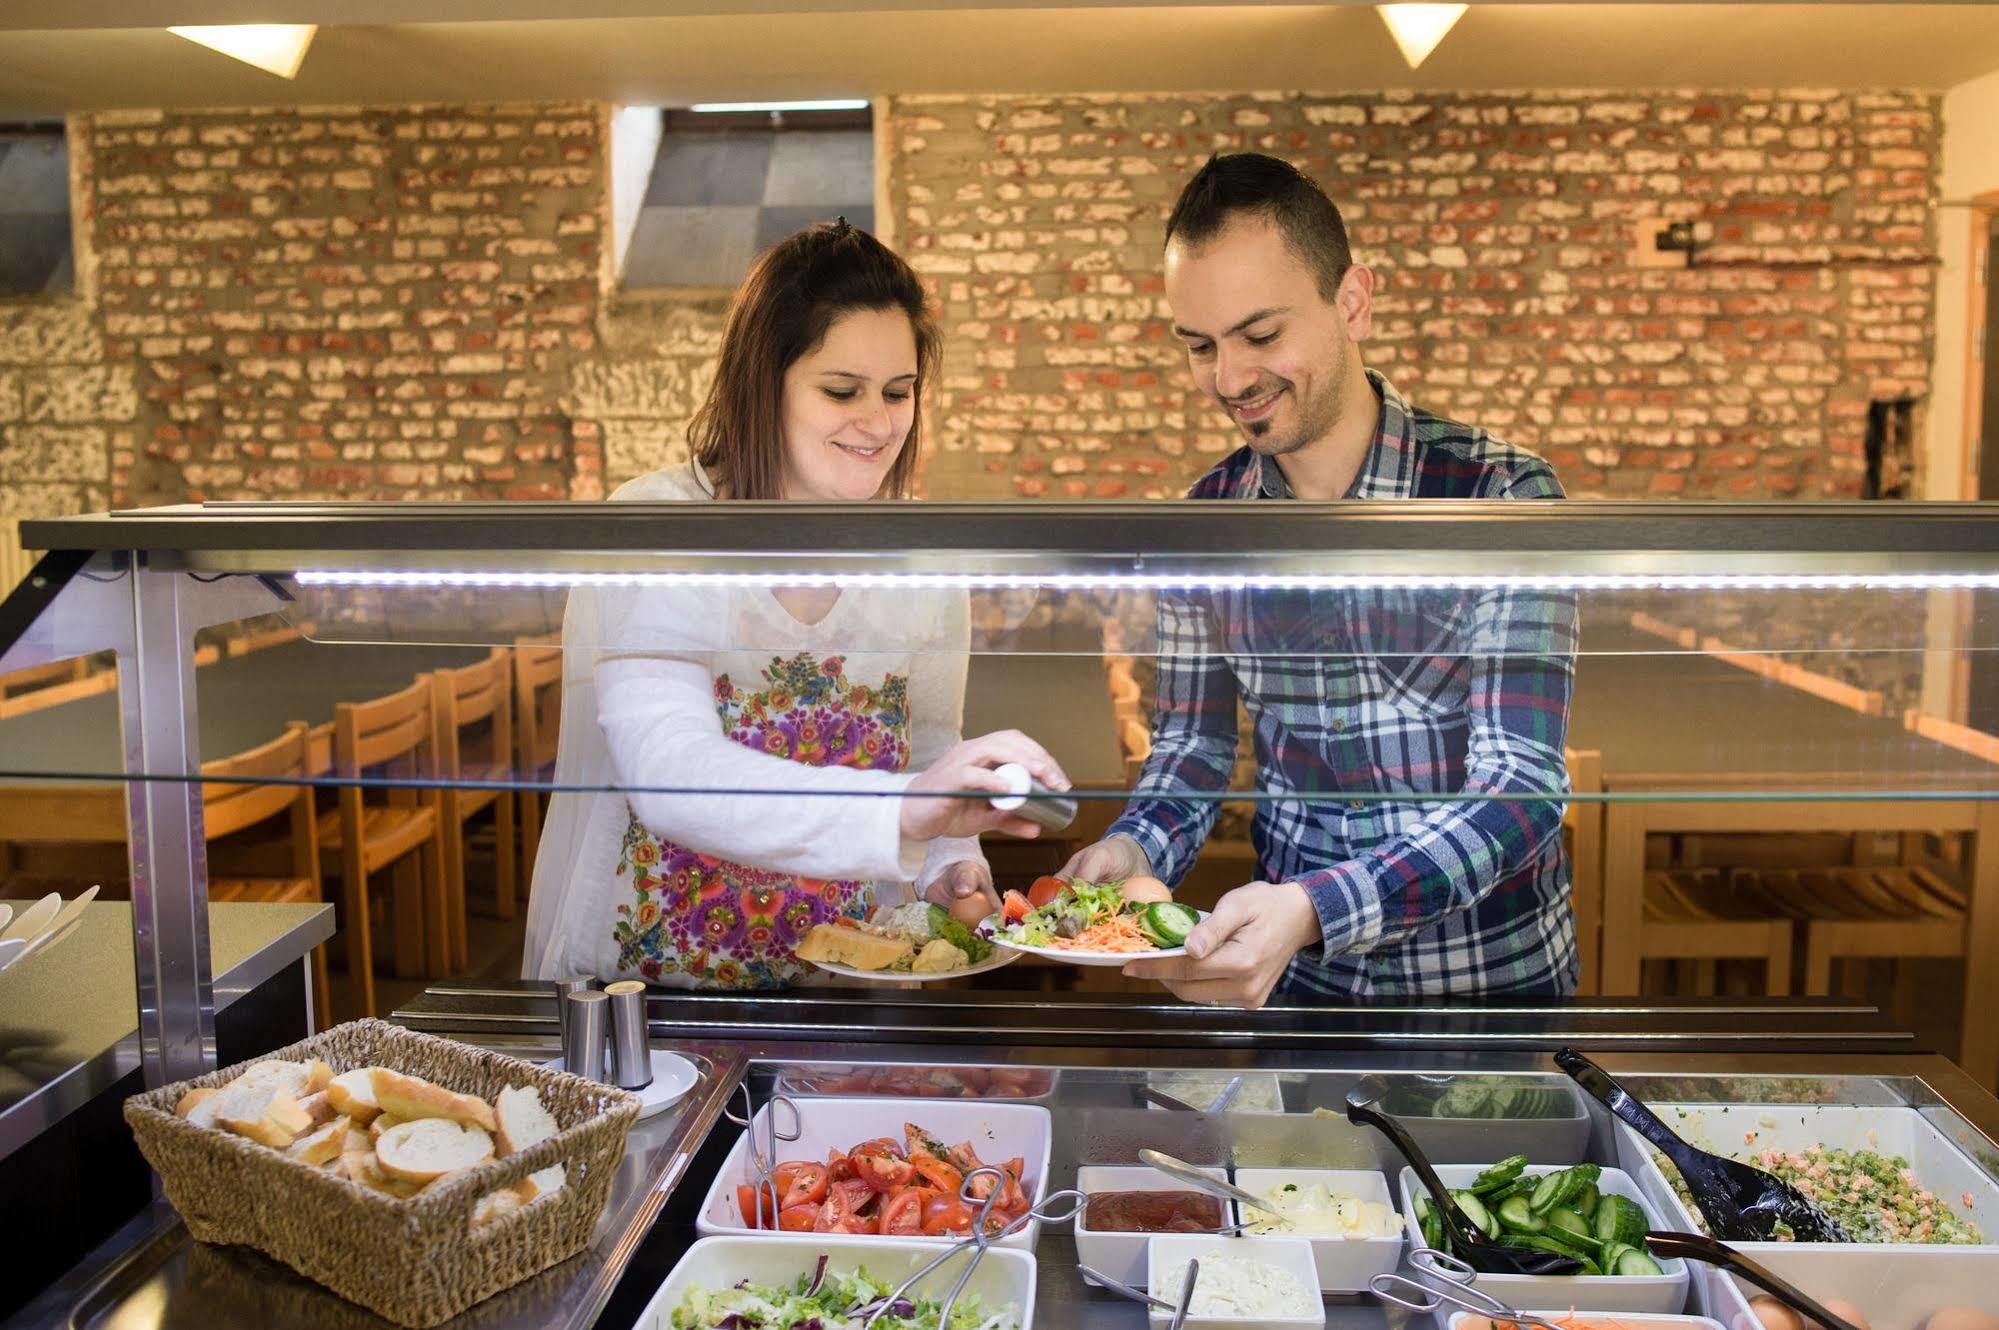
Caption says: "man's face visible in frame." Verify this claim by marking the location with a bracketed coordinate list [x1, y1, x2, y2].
[1164, 215, 1371, 459]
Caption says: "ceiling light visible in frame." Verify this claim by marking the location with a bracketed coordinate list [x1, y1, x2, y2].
[687, 99, 869, 114]
[1376, 4, 1467, 70]
[167, 24, 318, 79]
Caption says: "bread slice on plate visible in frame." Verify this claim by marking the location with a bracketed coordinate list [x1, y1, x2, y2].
[376, 1118, 495, 1184]
[325, 1067, 382, 1123]
[369, 1068, 498, 1133]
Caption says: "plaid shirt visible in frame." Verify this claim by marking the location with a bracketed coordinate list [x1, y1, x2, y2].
[1108, 370, 1579, 998]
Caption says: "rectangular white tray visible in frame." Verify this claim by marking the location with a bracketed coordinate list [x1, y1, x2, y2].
[1232, 1167, 1403, 1293]
[695, 1095, 1053, 1251]
[1074, 1162, 1230, 1291]
[637, 1233, 1038, 1330]
[1618, 1103, 1999, 1329]
[1399, 1163, 1691, 1315]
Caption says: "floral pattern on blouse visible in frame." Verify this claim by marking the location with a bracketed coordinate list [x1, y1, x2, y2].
[610, 651, 910, 989]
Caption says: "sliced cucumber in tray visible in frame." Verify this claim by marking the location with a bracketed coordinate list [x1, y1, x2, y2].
[1417, 1162, 1663, 1280]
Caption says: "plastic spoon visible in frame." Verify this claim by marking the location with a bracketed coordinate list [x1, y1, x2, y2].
[1643, 1230, 1865, 1330]
[1554, 1048, 1852, 1243]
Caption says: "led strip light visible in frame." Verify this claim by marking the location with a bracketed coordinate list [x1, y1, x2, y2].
[292, 569, 1999, 592]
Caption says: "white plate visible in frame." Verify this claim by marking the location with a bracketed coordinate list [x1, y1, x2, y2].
[637, 1234, 1037, 1330]
[806, 943, 1022, 984]
[984, 911, 1206, 968]
[543, 1049, 700, 1120]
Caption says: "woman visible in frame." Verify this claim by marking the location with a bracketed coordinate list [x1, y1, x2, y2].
[524, 220, 1067, 987]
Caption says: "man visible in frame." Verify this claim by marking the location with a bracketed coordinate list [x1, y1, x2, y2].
[1063, 152, 1578, 1008]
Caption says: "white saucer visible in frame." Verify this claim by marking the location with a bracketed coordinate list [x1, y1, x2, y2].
[544, 1049, 701, 1119]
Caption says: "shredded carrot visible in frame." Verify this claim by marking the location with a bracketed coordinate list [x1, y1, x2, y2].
[1045, 913, 1156, 953]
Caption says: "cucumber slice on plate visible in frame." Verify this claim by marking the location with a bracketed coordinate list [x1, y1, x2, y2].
[1451, 1190, 1494, 1237]
[1593, 1193, 1650, 1246]
[1139, 901, 1200, 947]
[1497, 1195, 1545, 1234]
[1546, 1205, 1593, 1247]
[1471, 1154, 1528, 1194]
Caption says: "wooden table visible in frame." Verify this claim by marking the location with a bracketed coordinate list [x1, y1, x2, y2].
[1568, 624, 1999, 1090]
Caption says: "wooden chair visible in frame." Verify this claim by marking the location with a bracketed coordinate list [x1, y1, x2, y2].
[429, 648, 517, 972]
[1756, 865, 1967, 1017]
[0, 657, 116, 718]
[1638, 866, 1795, 997]
[320, 679, 447, 1019]
[202, 723, 332, 1026]
[1565, 748, 1606, 994]
[513, 638, 563, 881]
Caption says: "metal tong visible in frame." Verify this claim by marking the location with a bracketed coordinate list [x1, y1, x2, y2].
[723, 1080, 801, 1229]
[1079, 1258, 1203, 1330]
[861, 1170, 1087, 1329]
[1370, 1248, 1574, 1330]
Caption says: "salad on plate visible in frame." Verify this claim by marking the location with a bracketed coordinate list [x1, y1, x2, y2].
[993, 876, 1201, 957]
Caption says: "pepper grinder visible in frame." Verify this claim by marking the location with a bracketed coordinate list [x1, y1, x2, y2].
[562, 990, 609, 1082]
[604, 979, 653, 1091]
[553, 975, 594, 1050]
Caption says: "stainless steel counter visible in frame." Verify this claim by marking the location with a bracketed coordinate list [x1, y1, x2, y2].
[17, 989, 1999, 1330]
[0, 900, 333, 1164]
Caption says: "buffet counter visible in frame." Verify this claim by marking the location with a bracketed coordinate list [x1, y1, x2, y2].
[16, 989, 1997, 1330]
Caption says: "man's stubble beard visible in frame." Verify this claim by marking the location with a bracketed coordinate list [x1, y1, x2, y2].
[1240, 339, 1347, 459]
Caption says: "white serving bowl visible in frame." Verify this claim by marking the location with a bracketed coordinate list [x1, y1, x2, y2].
[1074, 1163, 1231, 1291]
[1397, 1164, 1690, 1315]
[1144, 1233, 1326, 1330]
[1232, 1167, 1404, 1293]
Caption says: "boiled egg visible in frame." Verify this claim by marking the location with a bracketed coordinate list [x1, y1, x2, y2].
[1119, 876, 1173, 905]
[1745, 1297, 1872, 1330]
[947, 891, 991, 929]
[1924, 1307, 1999, 1330]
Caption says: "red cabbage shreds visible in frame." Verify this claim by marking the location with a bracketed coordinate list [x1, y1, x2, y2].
[712, 1317, 754, 1329]
[788, 1321, 824, 1330]
[803, 1256, 829, 1297]
[849, 1298, 916, 1321]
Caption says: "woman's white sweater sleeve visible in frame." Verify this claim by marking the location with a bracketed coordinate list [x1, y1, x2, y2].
[595, 651, 927, 883]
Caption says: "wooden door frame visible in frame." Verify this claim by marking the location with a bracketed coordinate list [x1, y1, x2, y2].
[1949, 189, 1999, 722]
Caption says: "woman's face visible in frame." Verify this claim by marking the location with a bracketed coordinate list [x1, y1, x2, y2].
[780, 306, 919, 501]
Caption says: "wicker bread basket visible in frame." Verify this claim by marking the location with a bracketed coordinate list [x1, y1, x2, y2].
[124, 1019, 643, 1328]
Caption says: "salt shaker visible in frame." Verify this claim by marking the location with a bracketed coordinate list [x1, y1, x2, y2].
[562, 989, 609, 1082]
[604, 979, 653, 1090]
[988, 761, 1078, 832]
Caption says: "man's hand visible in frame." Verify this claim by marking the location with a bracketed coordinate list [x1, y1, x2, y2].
[1056, 833, 1154, 885]
[1123, 881, 1322, 1009]
[921, 859, 1000, 926]
[899, 731, 1070, 841]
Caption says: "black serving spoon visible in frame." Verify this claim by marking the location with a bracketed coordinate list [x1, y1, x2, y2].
[1643, 1230, 1866, 1330]
[1553, 1049, 1852, 1243]
[1344, 1081, 1584, 1277]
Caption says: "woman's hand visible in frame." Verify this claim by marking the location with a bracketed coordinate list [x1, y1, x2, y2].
[922, 860, 1000, 927]
[899, 730, 1071, 841]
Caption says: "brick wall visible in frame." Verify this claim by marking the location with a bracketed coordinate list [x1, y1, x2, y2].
[0, 87, 1948, 527]
[82, 103, 608, 505]
[885, 89, 1940, 501]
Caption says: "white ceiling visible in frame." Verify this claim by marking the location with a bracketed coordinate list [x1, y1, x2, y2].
[1, 5, 1997, 114]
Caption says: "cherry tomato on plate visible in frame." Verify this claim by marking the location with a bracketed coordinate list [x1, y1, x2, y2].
[1001, 890, 1032, 925]
[1026, 875, 1067, 910]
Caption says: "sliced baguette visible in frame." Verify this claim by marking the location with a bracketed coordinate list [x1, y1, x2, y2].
[325, 1067, 382, 1123]
[286, 1115, 352, 1166]
[375, 1118, 495, 1184]
[234, 1058, 333, 1100]
[369, 1068, 497, 1133]
[370, 1113, 408, 1144]
[471, 1186, 524, 1229]
[493, 1085, 558, 1158]
[528, 1164, 567, 1198]
[175, 1087, 218, 1121]
[297, 1090, 339, 1127]
[217, 1084, 313, 1149]
[344, 1149, 430, 1199]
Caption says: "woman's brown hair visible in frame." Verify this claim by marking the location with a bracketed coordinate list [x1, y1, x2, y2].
[689, 219, 939, 500]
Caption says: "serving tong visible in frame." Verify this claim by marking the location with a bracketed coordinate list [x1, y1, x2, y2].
[1370, 1248, 1576, 1330]
[860, 1171, 1091, 1329]
[1553, 1049, 1853, 1243]
[723, 1080, 802, 1228]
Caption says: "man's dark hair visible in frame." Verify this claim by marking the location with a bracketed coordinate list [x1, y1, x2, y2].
[1164, 153, 1353, 299]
